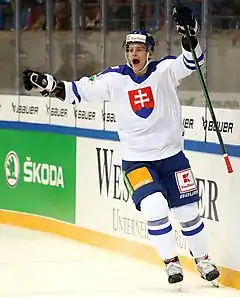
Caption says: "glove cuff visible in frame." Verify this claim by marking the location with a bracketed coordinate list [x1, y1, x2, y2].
[182, 36, 198, 51]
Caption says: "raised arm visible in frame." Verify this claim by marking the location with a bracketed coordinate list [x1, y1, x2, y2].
[22, 70, 111, 104]
[61, 74, 111, 104]
[169, 36, 204, 86]
[169, 6, 204, 86]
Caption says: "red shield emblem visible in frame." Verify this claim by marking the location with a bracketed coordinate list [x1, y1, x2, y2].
[128, 86, 154, 119]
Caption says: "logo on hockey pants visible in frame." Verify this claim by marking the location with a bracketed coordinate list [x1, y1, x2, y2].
[128, 86, 154, 119]
[127, 167, 153, 191]
[175, 168, 197, 194]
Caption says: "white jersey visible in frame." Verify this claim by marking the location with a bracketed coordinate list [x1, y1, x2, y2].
[63, 43, 204, 161]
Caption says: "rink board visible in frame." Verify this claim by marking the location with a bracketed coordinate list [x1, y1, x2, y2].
[0, 95, 240, 289]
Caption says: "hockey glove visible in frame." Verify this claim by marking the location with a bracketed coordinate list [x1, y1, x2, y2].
[22, 69, 66, 100]
[172, 6, 200, 37]
[23, 69, 57, 93]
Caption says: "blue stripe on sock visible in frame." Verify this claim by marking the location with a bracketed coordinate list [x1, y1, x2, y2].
[148, 224, 172, 235]
[181, 222, 204, 237]
[72, 82, 81, 102]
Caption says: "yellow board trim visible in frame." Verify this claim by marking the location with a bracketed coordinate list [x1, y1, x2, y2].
[0, 210, 239, 290]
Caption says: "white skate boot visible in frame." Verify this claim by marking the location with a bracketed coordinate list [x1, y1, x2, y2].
[195, 255, 220, 287]
[165, 257, 183, 286]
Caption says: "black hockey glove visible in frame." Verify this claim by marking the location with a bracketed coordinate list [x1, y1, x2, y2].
[22, 69, 66, 100]
[172, 6, 200, 37]
[23, 69, 57, 94]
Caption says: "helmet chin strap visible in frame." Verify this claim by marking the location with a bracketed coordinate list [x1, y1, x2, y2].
[125, 52, 151, 75]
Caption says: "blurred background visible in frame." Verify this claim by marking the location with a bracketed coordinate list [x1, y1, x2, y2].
[0, 0, 240, 109]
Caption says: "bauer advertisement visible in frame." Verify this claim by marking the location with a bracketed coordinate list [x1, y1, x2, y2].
[0, 129, 76, 223]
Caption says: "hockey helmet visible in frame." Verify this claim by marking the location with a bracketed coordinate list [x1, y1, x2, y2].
[123, 29, 156, 53]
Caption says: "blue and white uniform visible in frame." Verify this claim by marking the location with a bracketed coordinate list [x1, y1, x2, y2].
[23, 25, 219, 282]
[63, 44, 203, 162]
[61, 39, 204, 213]
[60, 31, 209, 268]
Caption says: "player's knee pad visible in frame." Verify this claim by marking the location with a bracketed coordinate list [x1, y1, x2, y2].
[172, 202, 204, 237]
[141, 192, 172, 236]
[141, 192, 169, 221]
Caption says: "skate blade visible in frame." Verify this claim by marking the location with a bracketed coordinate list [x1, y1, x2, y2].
[211, 280, 219, 288]
[175, 283, 182, 292]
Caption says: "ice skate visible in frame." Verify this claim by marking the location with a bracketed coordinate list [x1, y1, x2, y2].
[195, 255, 220, 287]
[165, 257, 183, 290]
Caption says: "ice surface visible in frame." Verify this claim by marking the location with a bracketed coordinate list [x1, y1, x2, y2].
[0, 225, 239, 297]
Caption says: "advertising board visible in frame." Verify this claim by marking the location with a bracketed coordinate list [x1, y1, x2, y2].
[0, 129, 76, 223]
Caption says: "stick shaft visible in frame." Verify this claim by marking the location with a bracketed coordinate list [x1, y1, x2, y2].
[176, 0, 233, 173]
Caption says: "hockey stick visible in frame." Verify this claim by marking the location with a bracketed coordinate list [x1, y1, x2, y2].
[176, 0, 233, 174]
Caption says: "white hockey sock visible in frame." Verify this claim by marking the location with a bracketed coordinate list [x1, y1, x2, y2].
[180, 215, 207, 258]
[148, 218, 178, 260]
[172, 202, 208, 258]
[141, 192, 177, 261]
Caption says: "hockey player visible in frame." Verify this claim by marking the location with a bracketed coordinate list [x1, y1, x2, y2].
[22, 6, 220, 286]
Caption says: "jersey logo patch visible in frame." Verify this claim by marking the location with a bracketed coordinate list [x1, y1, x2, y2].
[128, 86, 154, 118]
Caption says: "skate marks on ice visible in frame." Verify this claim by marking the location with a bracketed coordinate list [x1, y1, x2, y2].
[0, 225, 239, 297]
